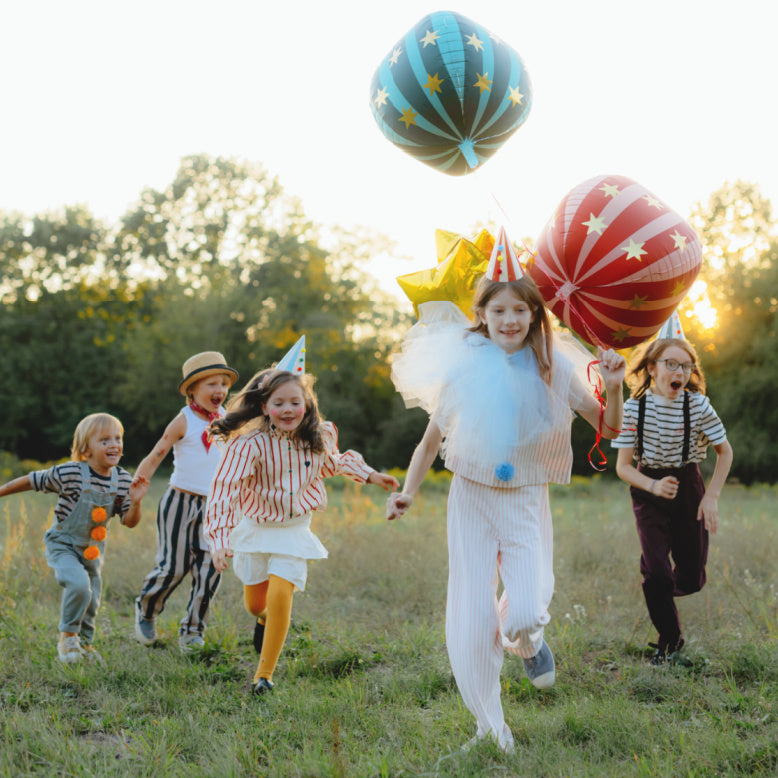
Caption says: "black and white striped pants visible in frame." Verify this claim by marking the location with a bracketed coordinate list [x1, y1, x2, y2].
[136, 487, 222, 636]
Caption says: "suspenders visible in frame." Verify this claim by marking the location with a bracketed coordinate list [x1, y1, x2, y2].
[636, 391, 690, 465]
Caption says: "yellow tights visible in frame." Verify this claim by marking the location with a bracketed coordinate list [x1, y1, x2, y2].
[244, 575, 294, 683]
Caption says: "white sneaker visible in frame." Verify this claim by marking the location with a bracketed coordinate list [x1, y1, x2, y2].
[522, 640, 556, 689]
[57, 635, 83, 663]
[178, 634, 205, 653]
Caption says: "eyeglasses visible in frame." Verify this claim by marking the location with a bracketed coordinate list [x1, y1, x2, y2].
[656, 358, 695, 374]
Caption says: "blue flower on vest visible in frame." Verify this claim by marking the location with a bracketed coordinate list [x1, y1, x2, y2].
[495, 462, 515, 482]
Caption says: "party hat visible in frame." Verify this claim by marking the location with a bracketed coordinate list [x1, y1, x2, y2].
[484, 226, 524, 282]
[276, 335, 306, 374]
[656, 310, 685, 340]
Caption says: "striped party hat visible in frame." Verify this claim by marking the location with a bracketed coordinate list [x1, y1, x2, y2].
[484, 226, 524, 282]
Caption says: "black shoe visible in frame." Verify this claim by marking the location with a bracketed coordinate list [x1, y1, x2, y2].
[253, 620, 265, 655]
[252, 678, 274, 695]
[648, 642, 666, 666]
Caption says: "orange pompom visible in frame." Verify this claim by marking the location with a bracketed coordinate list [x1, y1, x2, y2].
[83, 546, 101, 561]
[91, 506, 108, 523]
[90, 526, 108, 542]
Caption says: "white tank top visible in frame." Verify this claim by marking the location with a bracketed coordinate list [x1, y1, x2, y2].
[169, 405, 225, 495]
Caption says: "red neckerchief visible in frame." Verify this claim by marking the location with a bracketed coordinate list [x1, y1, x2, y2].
[190, 402, 219, 452]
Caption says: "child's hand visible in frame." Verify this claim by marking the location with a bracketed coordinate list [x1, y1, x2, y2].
[130, 475, 149, 502]
[597, 346, 626, 388]
[386, 492, 413, 520]
[697, 494, 719, 534]
[368, 472, 401, 492]
[652, 475, 679, 500]
[212, 548, 233, 573]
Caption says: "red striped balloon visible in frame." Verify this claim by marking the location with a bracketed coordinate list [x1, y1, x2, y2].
[528, 175, 702, 348]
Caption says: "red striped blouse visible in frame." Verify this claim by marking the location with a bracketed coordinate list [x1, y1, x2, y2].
[206, 421, 373, 553]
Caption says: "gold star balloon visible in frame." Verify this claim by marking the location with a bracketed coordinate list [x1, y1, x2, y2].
[397, 228, 495, 317]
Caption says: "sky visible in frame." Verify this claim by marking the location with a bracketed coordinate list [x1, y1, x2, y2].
[2, 0, 776, 305]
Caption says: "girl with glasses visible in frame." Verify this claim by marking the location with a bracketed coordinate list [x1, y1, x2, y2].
[612, 334, 733, 666]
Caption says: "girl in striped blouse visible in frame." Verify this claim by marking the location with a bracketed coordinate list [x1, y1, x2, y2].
[205, 369, 398, 695]
[613, 336, 733, 665]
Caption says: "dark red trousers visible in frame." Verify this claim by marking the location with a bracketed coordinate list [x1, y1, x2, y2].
[630, 463, 707, 651]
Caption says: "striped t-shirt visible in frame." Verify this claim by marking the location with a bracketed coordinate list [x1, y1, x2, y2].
[30, 461, 134, 524]
[611, 390, 727, 467]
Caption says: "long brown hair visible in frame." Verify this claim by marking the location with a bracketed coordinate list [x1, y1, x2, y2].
[469, 275, 554, 384]
[627, 338, 706, 399]
[209, 369, 326, 453]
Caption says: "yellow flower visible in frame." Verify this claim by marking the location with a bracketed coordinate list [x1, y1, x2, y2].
[90, 526, 107, 542]
[91, 507, 108, 523]
[84, 546, 101, 561]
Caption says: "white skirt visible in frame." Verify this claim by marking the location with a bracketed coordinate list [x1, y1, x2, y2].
[228, 513, 328, 560]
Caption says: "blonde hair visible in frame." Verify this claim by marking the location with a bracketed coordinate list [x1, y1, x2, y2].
[71, 413, 124, 461]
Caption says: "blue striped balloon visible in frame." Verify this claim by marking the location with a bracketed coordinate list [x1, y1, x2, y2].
[369, 11, 532, 176]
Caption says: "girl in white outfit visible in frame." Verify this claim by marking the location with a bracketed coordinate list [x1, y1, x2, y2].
[387, 231, 625, 752]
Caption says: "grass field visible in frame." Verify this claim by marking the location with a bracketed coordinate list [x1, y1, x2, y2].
[0, 473, 776, 776]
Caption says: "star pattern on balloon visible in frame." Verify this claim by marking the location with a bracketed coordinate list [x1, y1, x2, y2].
[374, 87, 389, 108]
[420, 29, 440, 47]
[474, 72, 493, 93]
[583, 213, 607, 235]
[600, 183, 620, 198]
[629, 294, 648, 309]
[611, 326, 632, 343]
[389, 48, 402, 66]
[670, 230, 688, 250]
[424, 73, 444, 96]
[399, 107, 418, 128]
[621, 239, 648, 261]
[508, 85, 524, 106]
[643, 194, 663, 210]
[466, 32, 484, 51]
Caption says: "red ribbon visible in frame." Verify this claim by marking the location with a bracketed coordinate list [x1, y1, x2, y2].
[585, 360, 622, 471]
[190, 402, 219, 452]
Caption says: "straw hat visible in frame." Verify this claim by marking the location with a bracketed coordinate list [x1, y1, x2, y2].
[178, 352, 239, 396]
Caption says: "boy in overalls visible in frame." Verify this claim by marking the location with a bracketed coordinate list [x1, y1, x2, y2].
[0, 413, 147, 662]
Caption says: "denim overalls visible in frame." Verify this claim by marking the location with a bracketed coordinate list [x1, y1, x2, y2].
[43, 462, 119, 644]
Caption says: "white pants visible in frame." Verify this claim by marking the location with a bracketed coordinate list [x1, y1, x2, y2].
[446, 475, 554, 742]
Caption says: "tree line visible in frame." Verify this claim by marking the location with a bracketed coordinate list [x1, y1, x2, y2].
[0, 156, 775, 483]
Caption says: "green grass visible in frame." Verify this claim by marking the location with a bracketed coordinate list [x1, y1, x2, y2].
[1, 475, 776, 776]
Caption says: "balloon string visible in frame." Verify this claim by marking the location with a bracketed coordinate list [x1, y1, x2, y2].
[488, 190, 619, 470]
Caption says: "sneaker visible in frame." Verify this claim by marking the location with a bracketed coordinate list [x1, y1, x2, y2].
[179, 634, 205, 653]
[81, 645, 104, 664]
[58, 634, 83, 663]
[251, 678, 275, 695]
[649, 638, 685, 667]
[253, 619, 265, 655]
[522, 640, 556, 689]
[135, 606, 156, 646]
